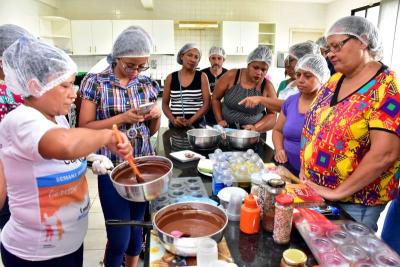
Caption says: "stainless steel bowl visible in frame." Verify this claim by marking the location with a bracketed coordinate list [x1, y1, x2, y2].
[153, 202, 228, 256]
[109, 156, 173, 202]
[187, 129, 221, 150]
[226, 129, 260, 150]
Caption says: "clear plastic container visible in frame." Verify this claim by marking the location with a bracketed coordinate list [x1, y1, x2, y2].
[373, 252, 400, 267]
[356, 236, 387, 254]
[263, 178, 286, 232]
[307, 223, 325, 238]
[321, 253, 350, 267]
[337, 244, 368, 263]
[273, 194, 294, 244]
[311, 237, 335, 253]
[327, 229, 354, 245]
[343, 222, 371, 237]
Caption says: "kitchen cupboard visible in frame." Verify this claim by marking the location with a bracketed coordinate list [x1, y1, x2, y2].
[258, 23, 276, 53]
[71, 20, 113, 55]
[39, 16, 72, 53]
[222, 21, 259, 55]
[112, 20, 175, 54]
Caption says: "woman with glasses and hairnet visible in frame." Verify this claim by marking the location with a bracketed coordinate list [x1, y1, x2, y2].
[272, 54, 330, 176]
[212, 46, 277, 131]
[300, 16, 400, 231]
[162, 43, 210, 128]
[0, 37, 132, 267]
[79, 26, 161, 267]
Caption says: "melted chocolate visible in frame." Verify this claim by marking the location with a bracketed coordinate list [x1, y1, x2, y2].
[114, 161, 170, 185]
[156, 209, 226, 237]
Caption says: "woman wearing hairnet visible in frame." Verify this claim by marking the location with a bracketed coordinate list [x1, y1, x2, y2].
[162, 43, 210, 128]
[239, 41, 322, 113]
[300, 16, 400, 231]
[272, 54, 330, 176]
[0, 24, 34, 230]
[0, 37, 132, 266]
[212, 46, 276, 131]
[79, 26, 161, 267]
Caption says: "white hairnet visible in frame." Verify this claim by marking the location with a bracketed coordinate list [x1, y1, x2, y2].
[289, 41, 321, 60]
[2, 37, 77, 97]
[247, 46, 272, 67]
[326, 16, 383, 60]
[316, 37, 327, 49]
[108, 26, 153, 63]
[209, 46, 226, 58]
[295, 54, 330, 84]
[177, 43, 201, 65]
[0, 24, 33, 59]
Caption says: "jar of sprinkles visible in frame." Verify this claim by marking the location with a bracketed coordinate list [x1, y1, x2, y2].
[273, 193, 294, 244]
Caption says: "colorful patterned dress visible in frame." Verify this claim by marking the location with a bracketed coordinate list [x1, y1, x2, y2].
[0, 81, 23, 122]
[301, 65, 400, 205]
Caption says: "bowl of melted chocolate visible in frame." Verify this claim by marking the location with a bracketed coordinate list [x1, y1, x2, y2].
[110, 156, 173, 202]
[153, 202, 228, 256]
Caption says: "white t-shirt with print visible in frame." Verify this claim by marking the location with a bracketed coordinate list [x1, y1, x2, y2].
[0, 105, 89, 261]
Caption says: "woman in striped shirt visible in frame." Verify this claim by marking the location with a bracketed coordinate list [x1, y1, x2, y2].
[162, 43, 210, 128]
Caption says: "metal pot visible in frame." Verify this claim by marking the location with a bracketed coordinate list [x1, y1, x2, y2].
[109, 156, 173, 202]
[225, 129, 260, 150]
[187, 128, 221, 150]
[106, 202, 228, 257]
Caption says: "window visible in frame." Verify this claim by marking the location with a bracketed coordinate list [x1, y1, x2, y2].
[351, 2, 381, 27]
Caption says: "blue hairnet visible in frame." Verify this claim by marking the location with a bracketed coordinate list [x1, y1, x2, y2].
[3, 37, 77, 97]
[295, 54, 330, 84]
[247, 46, 272, 67]
[0, 24, 33, 59]
[326, 16, 383, 60]
[177, 43, 201, 65]
[209, 46, 226, 58]
[289, 41, 321, 60]
[108, 26, 153, 63]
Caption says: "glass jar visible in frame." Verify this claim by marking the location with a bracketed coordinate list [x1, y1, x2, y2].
[280, 249, 307, 267]
[273, 194, 294, 244]
[262, 177, 286, 232]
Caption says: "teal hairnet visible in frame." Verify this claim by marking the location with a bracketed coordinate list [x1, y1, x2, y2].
[247, 46, 272, 67]
[3, 37, 77, 97]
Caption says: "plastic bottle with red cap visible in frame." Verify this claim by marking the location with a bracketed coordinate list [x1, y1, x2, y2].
[273, 193, 294, 244]
[240, 193, 260, 234]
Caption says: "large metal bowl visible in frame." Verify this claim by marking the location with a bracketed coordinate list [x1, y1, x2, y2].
[187, 128, 221, 150]
[109, 156, 173, 202]
[226, 129, 260, 150]
[153, 202, 228, 256]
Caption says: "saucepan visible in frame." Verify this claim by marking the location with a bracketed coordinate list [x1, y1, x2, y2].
[106, 201, 228, 256]
[109, 156, 173, 202]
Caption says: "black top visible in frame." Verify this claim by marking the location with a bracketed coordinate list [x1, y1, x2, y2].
[201, 67, 228, 92]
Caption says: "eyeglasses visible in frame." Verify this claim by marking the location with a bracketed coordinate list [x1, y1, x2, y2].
[118, 58, 149, 73]
[325, 36, 355, 54]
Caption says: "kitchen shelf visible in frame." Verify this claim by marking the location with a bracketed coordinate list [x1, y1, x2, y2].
[258, 22, 276, 53]
[39, 16, 72, 52]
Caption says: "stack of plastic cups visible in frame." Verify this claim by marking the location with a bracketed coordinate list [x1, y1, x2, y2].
[227, 193, 243, 221]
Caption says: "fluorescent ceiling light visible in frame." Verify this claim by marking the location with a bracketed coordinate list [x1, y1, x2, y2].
[178, 21, 219, 29]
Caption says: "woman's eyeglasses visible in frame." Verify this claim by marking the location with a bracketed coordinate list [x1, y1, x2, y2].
[118, 58, 150, 73]
[326, 36, 355, 54]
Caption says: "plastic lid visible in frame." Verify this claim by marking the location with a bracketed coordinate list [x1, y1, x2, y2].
[267, 178, 286, 188]
[244, 194, 258, 208]
[283, 249, 307, 265]
[262, 173, 281, 184]
[276, 194, 294, 206]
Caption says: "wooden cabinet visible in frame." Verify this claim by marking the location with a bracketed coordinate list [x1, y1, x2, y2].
[112, 20, 175, 55]
[222, 21, 259, 55]
[71, 20, 113, 55]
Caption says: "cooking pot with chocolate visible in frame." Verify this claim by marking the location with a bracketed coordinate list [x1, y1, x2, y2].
[110, 156, 173, 202]
[153, 202, 228, 256]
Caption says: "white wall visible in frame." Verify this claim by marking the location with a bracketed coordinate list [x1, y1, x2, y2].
[325, 0, 381, 29]
[0, 0, 56, 36]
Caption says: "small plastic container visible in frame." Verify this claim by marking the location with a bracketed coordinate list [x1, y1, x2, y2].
[307, 223, 325, 238]
[311, 237, 335, 253]
[343, 221, 371, 237]
[240, 194, 260, 234]
[196, 238, 218, 267]
[373, 252, 400, 267]
[263, 178, 286, 232]
[327, 229, 354, 245]
[227, 193, 243, 221]
[356, 235, 386, 254]
[321, 253, 350, 267]
[337, 244, 368, 263]
[280, 248, 307, 267]
[273, 194, 294, 244]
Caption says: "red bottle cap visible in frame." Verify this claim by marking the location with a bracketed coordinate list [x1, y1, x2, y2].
[244, 193, 258, 208]
[276, 194, 294, 206]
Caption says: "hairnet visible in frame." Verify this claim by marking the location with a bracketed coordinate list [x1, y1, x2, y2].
[295, 54, 330, 84]
[177, 43, 201, 65]
[0, 24, 33, 59]
[2, 37, 77, 97]
[247, 46, 272, 67]
[316, 37, 327, 49]
[289, 41, 321, 60]
[108, 26, 153, 63]
[209, 46, 226, 58]
[326, 16, 383, 60]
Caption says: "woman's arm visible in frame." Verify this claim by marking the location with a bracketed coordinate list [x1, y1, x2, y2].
[188, 73, 211, 126]
[38, 127, 132, 161]
[161, 74, 182, 127]
[306, 130, 400, 201]
[0, 160, 6, 209]
[145, 105, 161, 136]
[212, 69, 236, 127]
[252, 80, 277, 132]
[272, 112, 288, 164]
